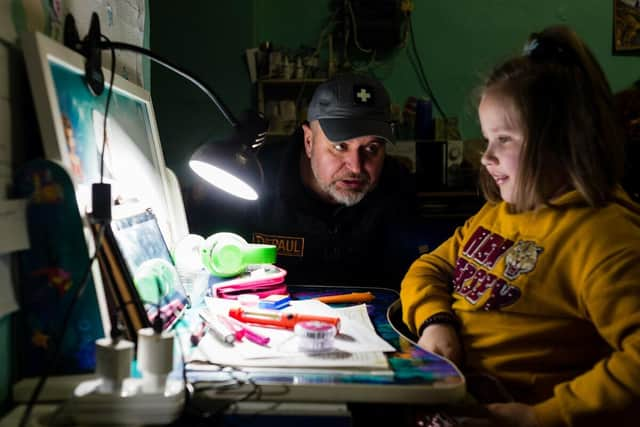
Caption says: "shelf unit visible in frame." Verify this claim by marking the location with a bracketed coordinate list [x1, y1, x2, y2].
[257, 78, 326, 136]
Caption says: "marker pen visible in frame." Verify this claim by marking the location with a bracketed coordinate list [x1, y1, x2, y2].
[217, 314, 246, 341]
[199, 312, 235, 344]
[222, 314, 270, 346]
[228, 307, 341, 331]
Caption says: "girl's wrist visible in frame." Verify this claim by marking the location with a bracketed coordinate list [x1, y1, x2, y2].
[418, 312, 459, 336]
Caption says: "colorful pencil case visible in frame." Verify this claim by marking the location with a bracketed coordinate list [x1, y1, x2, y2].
[208, 265, 288, 300]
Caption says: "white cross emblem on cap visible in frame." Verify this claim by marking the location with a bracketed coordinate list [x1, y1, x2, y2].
[355, 88, 371, 103]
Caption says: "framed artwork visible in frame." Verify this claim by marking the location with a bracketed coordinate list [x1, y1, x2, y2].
[21, 31, 176, 242]
[614, 0, 640, 53]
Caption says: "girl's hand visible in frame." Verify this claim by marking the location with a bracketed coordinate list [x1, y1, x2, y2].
[417, 323, 462, 366]
[486, 402, 538, 427]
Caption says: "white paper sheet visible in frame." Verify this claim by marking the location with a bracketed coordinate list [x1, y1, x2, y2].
[0, 254, 19, 317]
[0, 199, 27, 315]
[67, 0, 146, 86]
[190, 298, 395, 370]
[0, 199, 29, 254]
[0, 99, 11, 200]
[0, 2, 17, 43]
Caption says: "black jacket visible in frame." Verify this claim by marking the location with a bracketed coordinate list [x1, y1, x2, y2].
[246, 135, 421, 289]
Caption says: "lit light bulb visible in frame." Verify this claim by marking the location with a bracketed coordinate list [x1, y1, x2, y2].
[189, 160, 258, 200]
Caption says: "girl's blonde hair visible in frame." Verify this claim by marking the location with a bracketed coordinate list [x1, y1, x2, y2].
[478, 25, 624, 212]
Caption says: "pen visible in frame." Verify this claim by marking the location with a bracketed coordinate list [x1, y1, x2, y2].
[216, 314, 246, 341]
[239, 325, 270, 346]
[199, 311, 236, 344]
[189, 321, 207, 346]
[229, 307, 341, 331]
[314, 291, 375, 304]
[223, 314, 270, 346]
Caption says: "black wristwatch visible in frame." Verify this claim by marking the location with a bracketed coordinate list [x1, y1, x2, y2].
[418, 312, 459, 336]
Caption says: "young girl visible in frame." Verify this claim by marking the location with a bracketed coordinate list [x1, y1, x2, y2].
[401, 26, 640, 426]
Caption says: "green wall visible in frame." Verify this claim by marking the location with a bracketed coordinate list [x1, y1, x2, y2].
[150, 2, 255, 186]
[150, 0, 640, 228]
[252, 0, 640, 138]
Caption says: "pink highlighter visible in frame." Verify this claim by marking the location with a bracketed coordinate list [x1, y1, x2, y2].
[220, 314, 270, 346]
[217, 314, 246, 341]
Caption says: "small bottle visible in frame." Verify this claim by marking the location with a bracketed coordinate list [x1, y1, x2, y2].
[415, 97, 434, 140]
[283, 55, 292, 80]
[258, 41, 272, 79]
[295, 56, 305, 80]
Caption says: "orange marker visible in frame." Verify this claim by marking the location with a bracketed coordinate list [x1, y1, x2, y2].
[229, 307, 341, 332]
[314, 292, 375, 304]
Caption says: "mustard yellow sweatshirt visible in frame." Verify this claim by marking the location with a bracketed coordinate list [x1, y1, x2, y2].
[401, 188, 640, 426]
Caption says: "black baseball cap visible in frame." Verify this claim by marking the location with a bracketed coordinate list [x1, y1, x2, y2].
[307, 73, 394, 144]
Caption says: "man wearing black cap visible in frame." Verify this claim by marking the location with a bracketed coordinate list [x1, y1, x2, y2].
[248, 73, 419, 289]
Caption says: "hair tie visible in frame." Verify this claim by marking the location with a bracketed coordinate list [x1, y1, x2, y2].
[522, 38, 539, 56]
[522, 36, 574, 66]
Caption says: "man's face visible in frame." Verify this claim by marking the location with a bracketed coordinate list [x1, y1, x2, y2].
[302, 120, 386, 206]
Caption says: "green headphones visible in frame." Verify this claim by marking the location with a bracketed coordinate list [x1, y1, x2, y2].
[201, 232, 277, 278]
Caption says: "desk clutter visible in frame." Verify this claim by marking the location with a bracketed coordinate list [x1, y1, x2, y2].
[173, 232, 284, 302]
[170, 231, 393, 370]
[159, 237, 464, 407]
[181, 286, 466, 407]
[14, 226, 464, 426]
[188, 297, 394, 372]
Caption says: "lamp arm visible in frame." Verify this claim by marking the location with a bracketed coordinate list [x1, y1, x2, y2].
[98, 40, 239, 128]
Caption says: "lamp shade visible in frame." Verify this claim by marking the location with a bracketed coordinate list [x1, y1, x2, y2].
[189, 111, 267, 200]
[62, 13, 267, 202]
[189, 141, 262, 200]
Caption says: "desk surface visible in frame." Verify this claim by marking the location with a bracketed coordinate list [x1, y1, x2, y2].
[186, 285, 466, 405]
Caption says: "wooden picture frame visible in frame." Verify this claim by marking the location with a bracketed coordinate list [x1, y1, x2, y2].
[614, 0, 640, 53]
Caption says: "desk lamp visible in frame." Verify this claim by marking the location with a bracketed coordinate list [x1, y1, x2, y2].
[189, 111, 267, 200]
[64, 13, 268, 201]
[45, 12, 267, 426]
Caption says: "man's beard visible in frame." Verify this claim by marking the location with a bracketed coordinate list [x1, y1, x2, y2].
[316, 172, 371, 206]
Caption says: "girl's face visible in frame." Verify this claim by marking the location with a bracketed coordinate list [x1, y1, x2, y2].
[478, 92, 525, 204]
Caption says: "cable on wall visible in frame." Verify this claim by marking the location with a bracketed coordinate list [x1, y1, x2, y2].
[406, 12, 447, 120]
